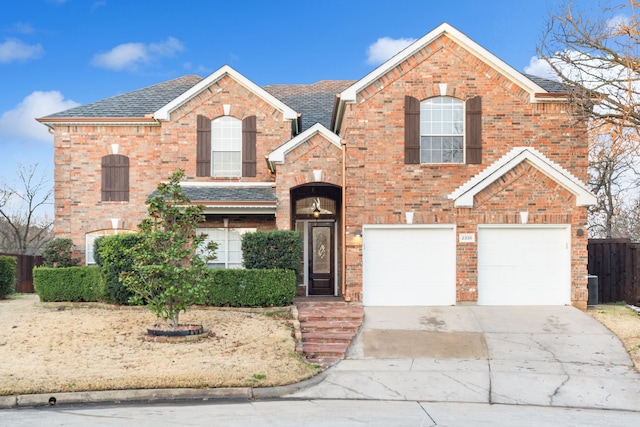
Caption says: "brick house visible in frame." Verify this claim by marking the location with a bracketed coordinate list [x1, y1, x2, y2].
[38, 23, 595, 308]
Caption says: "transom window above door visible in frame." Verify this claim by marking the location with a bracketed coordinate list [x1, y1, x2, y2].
[295, 197, 336, 217]
[420, 97, 464, 164]
[211, 116, 242, 177]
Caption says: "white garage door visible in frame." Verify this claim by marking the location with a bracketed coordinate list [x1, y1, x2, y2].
[477, 225, 571, 305]
[362, 225, 456, 306]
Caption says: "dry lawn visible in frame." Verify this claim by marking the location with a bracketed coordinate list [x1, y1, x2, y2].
[587, 304, 640, 371]
[0, 294, 320, 396]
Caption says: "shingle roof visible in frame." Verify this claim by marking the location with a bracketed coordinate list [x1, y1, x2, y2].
[524, 74, 566, 93]
[263, 80, 355, 131]
[44, 75, 203, 118]
[179, 186, 276, 203]
[42, 71, 564, 122]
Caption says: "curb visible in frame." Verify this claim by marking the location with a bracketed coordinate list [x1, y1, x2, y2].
[0, 371, 331, 409]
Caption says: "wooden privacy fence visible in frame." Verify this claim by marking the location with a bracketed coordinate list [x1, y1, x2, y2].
[587, 239, 640, 305]
[0, 253, 43, 293]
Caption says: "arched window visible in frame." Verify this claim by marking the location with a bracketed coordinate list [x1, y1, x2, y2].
[211, 116, 242, 177]
[420, 97, 464, 164]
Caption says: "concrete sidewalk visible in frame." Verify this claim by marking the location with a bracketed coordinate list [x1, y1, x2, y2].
[286, 305, 640, 412]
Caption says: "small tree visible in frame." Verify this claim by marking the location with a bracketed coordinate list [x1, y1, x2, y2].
[41, 238, 81, 268]
[123, 170, 216, 327]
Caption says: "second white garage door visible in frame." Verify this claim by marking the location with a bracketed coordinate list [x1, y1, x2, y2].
[362, 225, 456, 306]
[477, 225, 571, 305]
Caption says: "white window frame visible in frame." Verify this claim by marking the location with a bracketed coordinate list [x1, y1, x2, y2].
[211, 116, 242, 177]
[420, 96, 464, 164]
[197, 228, 255, 269]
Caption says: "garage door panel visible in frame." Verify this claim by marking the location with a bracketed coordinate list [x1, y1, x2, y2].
[363, 227, 456, 306]
[478, 226, 570, 306]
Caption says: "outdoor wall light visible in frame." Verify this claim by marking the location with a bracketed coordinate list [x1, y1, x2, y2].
[313, 206, 321, 218]
[354, 230, 362, 238]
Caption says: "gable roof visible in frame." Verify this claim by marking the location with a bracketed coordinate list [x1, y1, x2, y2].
[264, 80, 355, 132]
[39, 75, 203, 120]
[154, 65, 298, 121]
[268, 123, 341, 167]
[448, 147, 596, 207]
[339, 23, 557, 107]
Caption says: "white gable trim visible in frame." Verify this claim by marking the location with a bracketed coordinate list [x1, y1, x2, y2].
[154, 65, 298, 121]
[268, 123, 341, 164]
[340, 23, 546, 104]
[448, 147, 596, 207]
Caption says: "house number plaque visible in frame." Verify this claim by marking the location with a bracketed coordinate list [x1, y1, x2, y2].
[459, 233, 475, 243]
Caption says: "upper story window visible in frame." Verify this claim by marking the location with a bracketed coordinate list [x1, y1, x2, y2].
[211, 116, 242, 177]
[405, 95, 482, 165]
[196, 115, 257, 178]
[420, 97, 464, 164]
[101, 154, 129, 201]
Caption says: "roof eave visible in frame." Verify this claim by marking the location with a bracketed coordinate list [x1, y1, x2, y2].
[36, 117, 159, 126]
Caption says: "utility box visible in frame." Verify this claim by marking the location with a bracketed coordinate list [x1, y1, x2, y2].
[587, 275, 598, 306]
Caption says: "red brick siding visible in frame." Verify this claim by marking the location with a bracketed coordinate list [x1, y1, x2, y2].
[339, 36, 589, 307]
[53, 75, 292, 262]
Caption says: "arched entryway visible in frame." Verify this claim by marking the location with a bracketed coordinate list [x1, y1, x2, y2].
[291, 184, 342, 296]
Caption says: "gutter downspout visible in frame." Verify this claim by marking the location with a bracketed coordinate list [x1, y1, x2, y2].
[341, 139, 347, 301]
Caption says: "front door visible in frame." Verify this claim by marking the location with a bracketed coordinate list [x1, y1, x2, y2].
[308, 222, 334, 295]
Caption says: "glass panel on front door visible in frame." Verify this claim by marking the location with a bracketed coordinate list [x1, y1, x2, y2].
[308, 222, 334, 295]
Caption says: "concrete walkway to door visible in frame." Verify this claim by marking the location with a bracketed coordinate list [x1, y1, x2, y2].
[286, 305, 640, 412]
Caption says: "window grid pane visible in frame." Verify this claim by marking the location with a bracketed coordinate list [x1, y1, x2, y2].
[211, 116, 241, 177]
[420, 97, 464, 164]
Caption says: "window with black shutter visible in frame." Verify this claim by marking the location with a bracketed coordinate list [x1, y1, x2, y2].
[404, 96, 420, 164]
[101, 154, 129, 201]
[242, 115, 257, 177]
[196, 115, 211, 176]
[465, 96, 482, 164]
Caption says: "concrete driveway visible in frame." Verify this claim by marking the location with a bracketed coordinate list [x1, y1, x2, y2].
[287, 305, 640, 411]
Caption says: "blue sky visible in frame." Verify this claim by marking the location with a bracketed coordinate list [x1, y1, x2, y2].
[0, 0, 576, 194]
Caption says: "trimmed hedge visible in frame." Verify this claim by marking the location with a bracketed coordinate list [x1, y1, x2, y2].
[241, 230, 302, 274]
[33, 266, 105, 302]
[0, 256, 17, 299]
[202, 268, 296, 307]
[94, 234, 141, 305]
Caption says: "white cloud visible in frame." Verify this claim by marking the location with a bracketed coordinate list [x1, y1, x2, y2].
[524, 56, 559, 80]
[366, 36, 416, 66]
[607, 14, 631, 31]
[0, 38, 43, 63]
[0, 91, 79, 143]
[91, 37, 184, 71]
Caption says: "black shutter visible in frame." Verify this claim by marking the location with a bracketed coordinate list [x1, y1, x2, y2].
[404, 95, 420, 164]
[196, 115, 211, 176]
[101, 154, 129, 201]
[465, 96, 482, 164]
[242, 115, 257, 177]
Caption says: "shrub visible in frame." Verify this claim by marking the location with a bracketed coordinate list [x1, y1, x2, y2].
[33, 266, 104, 302]
[241, 230, 302, 274]
[94, 234, 141, 305]
[0, 256, 17, 299]
[202, 268, 296, 307]
[41, 238, 80, 268]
